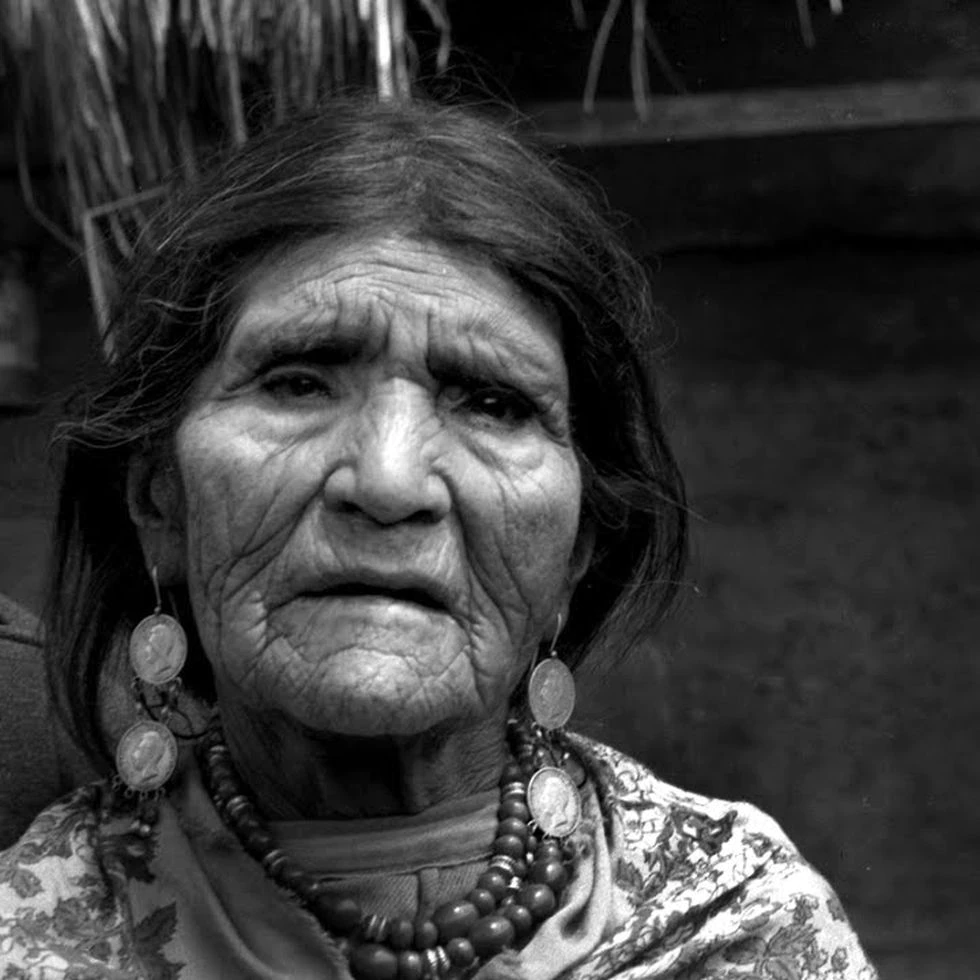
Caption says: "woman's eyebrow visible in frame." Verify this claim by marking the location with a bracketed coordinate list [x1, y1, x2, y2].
[231, 320, 362, 369]
[428, 341, 558, 389]
[429, 316, 565, 388]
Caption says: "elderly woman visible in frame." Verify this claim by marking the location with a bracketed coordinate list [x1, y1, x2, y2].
[0, 96, 876, 979]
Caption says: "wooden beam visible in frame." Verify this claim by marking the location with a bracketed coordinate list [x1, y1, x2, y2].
[524, 77, 980, 146]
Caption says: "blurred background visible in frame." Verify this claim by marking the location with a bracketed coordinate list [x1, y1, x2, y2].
[1, 2, 978, 978]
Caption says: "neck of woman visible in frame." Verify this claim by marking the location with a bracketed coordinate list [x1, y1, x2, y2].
[217, 703, 511, 820]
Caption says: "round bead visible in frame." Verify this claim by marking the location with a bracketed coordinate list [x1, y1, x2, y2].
[501, 903, 535, 938]
[431, 900, 479, 941]
[234, 813, 263, 838]
[242, 827, 275, 855]
[304, 878, 329, 898]
[349, 943, 399, 980]
[499, 762, 524, 784]
[498, 817, 529, 841]
[529, 859, 569, 892]
[535, 840, 562, 862]
[518, 883, 557, 921]
[446, 937, 476, 967]
[492, 835, 525, 860]
[466, 888, 496, 915]
[212, 776, 237, 799]
[261, 849, 288, 876]
[468, 915, 516, 958]
[497, 799, 531, 822]
[224, 796, 251, 820]
[312, 894, 362, 935]
[476, 870, 509, 901]
[276, 864, 310, 892]
[206, 765, 228, 783]
[396, 950, 423, 980]
[388, 917, 415, 950]
[412, 919, 439, 950]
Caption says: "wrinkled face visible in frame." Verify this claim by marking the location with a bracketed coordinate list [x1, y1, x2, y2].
[168, 236, 590, 737]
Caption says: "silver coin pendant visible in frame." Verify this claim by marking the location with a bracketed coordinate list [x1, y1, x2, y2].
[528, 657, 576, 730]
[527, 766, 582, 839]
[116, 720, 178, 792]
[129, 613, 187, 686]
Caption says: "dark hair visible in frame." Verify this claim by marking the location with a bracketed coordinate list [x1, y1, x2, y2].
[48, 93, 687, 766]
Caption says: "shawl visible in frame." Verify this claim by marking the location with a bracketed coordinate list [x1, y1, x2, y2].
[0, 735, 878, 979]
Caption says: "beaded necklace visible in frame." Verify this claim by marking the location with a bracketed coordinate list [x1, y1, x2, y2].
[200, 718, 578, 980]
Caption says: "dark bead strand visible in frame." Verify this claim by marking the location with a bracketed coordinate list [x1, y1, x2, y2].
[350, 944, 399, 980]
[467, 888, 496, 915]
[397, 950, 423, 980]
[501, 904, 534, 939]
[201, 717, 573, 978]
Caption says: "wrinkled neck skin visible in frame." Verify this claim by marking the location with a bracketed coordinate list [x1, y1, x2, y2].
[218, 700, 512, 820]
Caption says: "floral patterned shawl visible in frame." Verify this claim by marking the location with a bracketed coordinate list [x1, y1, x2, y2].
[0, 736, 877, 979]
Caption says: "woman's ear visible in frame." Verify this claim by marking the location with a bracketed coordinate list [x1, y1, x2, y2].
[126, 451, 186, 586]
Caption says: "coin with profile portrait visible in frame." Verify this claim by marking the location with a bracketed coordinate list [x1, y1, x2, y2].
[116, 720, 178, 792]
[528, 657, 575, 730]
[527, 766, 581, 838]
[129, 613, 187, 686]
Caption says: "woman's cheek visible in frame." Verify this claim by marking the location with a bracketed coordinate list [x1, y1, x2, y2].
[177, 418, 301, 615]
[182, 410, 309, 530]
[466, 449, 583, 614]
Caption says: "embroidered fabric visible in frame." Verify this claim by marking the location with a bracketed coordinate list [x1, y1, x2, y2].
[0, 736, 878, 980]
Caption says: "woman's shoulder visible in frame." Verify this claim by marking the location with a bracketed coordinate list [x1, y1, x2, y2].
[0, 783, 106, 879]
[0, 782, 140, 976]
[571, 732, 799, 854]
[569, 734, 878, 979]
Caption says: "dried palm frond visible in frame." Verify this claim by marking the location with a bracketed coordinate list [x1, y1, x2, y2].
[0, 0, 450, 343]
[796, 0, 845, 49]
[582, 0, 846, 116]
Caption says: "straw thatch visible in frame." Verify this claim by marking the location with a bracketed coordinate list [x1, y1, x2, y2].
[0, 0, 843, 340]
[0, 0, 450, 335]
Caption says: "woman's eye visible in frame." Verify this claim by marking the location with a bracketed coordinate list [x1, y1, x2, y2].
[260, 370, 333, 401]
[448, 385, 536, 426]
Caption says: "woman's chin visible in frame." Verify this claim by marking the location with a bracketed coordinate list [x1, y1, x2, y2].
[219, 606, 507, 738]
[285, 656, 478, 739]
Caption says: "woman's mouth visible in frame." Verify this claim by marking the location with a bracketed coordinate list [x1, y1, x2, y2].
[314, 581, 447, 612]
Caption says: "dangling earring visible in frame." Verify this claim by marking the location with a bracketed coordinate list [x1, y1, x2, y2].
[524, 613, 583, 839]
[527, 613, 576, 731]
[114, 565, 186, 834]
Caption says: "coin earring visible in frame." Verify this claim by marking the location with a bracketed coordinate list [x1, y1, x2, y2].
[525, 613, 583, 840]
[114, 564, 187, 835]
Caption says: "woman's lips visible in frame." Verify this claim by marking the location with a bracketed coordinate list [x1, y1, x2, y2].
[295, 569, 454, 614]
[310, 581, 446, 611]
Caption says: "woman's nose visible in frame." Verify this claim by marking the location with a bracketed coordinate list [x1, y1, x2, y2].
[322, 387, 451, 525]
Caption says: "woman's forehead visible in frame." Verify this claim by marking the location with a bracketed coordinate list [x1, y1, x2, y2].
[226, 234, 565, 373]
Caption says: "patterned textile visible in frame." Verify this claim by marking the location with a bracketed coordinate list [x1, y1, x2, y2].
[0, 736, 877, 979]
